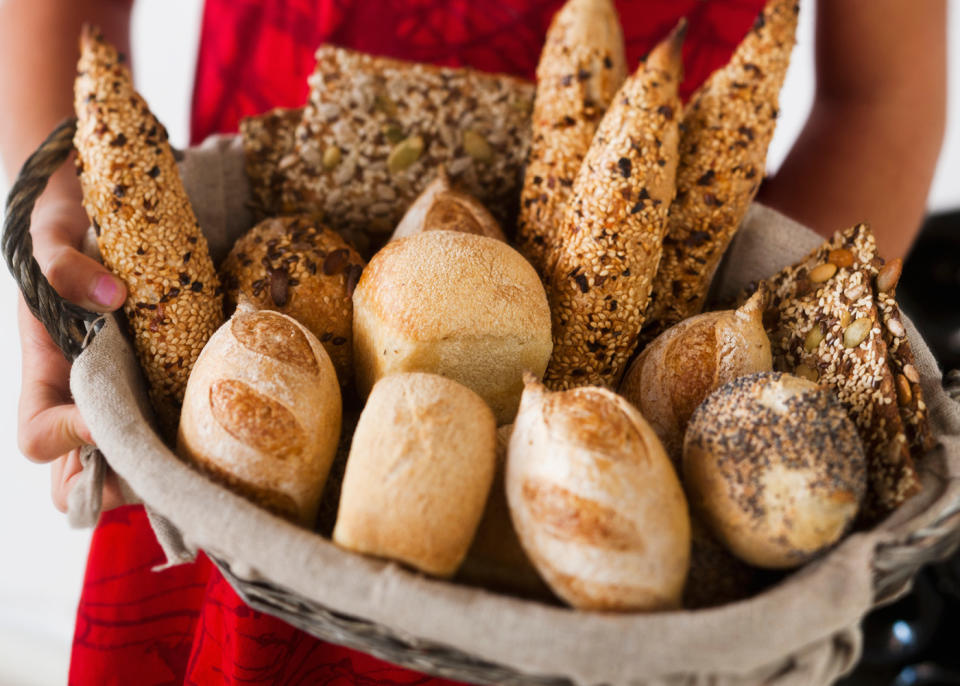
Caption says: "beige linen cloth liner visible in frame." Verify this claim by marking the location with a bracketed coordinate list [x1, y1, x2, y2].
[66, 135, 960, 686]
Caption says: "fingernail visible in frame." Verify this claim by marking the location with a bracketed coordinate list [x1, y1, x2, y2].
[91, 274, 122, 308]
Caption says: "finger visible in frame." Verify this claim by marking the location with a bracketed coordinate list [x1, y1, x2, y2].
[39, 244, 126, 312]
[50, 453, 74, 514]
[19, 402, 93, 464]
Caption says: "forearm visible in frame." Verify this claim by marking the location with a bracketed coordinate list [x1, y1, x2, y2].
[0, 0, 132, 212]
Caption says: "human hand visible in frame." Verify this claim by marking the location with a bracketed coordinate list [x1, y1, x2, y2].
[17, 182, 127, 513]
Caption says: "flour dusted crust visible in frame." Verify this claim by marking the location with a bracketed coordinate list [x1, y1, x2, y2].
[543, 26, 683, 390]
[643, 0, 798, 343]
[74, 27, 223, 436]
[391, 169, 506, 242]
[240, 106, 304, 220]
[516, 0, 626, 277]
[749, 224, 922, 516]
[177, 309, 342, 525]
[277, 46, 534, 234]
[219, 216, 365, 386]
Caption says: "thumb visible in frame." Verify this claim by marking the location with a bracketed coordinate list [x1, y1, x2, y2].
[42, 245, 126, 312]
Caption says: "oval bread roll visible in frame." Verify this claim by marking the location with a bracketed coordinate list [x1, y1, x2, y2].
[177, 307, 342, 525]
[619, 289, 771, 463]
[684, 372, 866, 569]
[391, 170, 506, 242]
[352, 231, 552, 424]
[333, 372, 497, 577]
[507, 375, 690, 611]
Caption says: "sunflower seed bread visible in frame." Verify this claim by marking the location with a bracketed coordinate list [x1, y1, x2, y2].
[643, 0, 798, 343]
[241, 106, 304, 220]
[543, 24, 684, 390]
[74, 26, 223, 436]
[276, 46, 534, 235]
[516, 0, 626, 278]
[746, 223, 922, 516]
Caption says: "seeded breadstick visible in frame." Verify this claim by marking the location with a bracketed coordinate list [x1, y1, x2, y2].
[516, 0, 626, 278]
[643, 0, 798, 342]
[749, 224, 919, 516]
[543, 25, 684, 391]
[240, 106, 304, 220]
[74, 27, 223, 436]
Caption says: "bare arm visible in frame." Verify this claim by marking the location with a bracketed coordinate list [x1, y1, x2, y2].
[1, 0, 132, 510]
[759, 0, 946, 259]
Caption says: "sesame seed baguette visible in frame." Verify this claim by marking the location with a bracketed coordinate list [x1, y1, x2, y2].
[748, 224, 919, 517]
[543, 25, 684, 391]
[642, 0, 798, 343]
[516, 0, 626, 278]
[74, 26, 224, 436]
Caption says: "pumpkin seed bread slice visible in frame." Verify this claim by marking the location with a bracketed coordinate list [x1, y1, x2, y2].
[278, 46, 534, 236]
[544, 25, 684, 390]
[74, 26, 224, 437]
[516, 0, 626, 279]
[643, 0, 798, 343]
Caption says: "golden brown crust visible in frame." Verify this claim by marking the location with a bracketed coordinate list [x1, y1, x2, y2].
[543, 26, 684, 390]
[643, 0, 798, 342]
[74, 27, 224, 436]
[219, 216, 364, 386]
[231, 310, 320, 375]
[209, 379, 305, 460]
[516, 0, 626, 277]
[278, 46, 534, 234]
[391, 173, 506, 242]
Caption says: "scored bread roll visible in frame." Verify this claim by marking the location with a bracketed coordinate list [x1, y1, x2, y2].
[619, 290, 772, 463]
[352, 230, 552, 424]
[177, 307, 342, 525]
[684, 372, 867, 569]
[333, 373, 497, 577]
[507, 375, 690, 611]
[391, 169, 506, 242]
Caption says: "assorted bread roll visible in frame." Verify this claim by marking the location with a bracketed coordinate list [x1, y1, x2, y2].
[177, 307, 342, 525]
[391, 169, 506, 242]
[619, 290, 772, 463]
[219, 215, 365, 386]
[352, 230, 552, 425]
[333, 373, 497, 577]
[684, 372, 867, 569]
[507, 376, 691, 611]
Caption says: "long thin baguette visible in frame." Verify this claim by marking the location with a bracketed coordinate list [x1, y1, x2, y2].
[544, 24, 684, 390]
[516, 0, 626, 279]
[642, 0, 798, 342]
[74, 27, 223, 436]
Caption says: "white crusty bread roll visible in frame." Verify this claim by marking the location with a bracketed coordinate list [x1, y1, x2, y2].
[619, 289, 772, 463]
[352, 230, 552, 424]
[684, 372, 867, 569]
[391, 169, 506, 242]
[177, 307, 342, 525]
[333, 373, 497, 577]
[507, 375, 690, 611]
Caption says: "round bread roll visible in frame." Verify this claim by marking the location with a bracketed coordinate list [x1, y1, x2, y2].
[507, 375, 691, 611]
[684, 372, 867, 569]
[392, 169, 506, 242]
[177, 307, 342, 525]
[620, 289, 771, 463]
[333, 372, 497, 577]
[219, 216, 365, 385]
[352, 230, 552, 424]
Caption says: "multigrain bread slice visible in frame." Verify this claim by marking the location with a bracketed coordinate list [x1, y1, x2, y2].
[543, 24, 684, 391]
[516, 0, 626, 278]
[745, 224, 920, 517]
[278, 46, 534, 235]
[240, 106, 304, 220]
[643, 0, 798, 343]
[74, 26, 223, 437]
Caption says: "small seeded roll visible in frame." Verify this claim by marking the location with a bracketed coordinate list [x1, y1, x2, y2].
[177, 307, 342, 526]
[219, 216, 365, 385]
[353, 231, 552, 424]
[684, 372, 866, 569]
[391, 169, 506, 242]
[333, 373, 497, 577]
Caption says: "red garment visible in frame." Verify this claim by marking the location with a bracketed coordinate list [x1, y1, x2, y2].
[72, 2, 766, 684]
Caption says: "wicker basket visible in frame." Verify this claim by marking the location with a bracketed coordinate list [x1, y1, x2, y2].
[6, 119, 960, 686]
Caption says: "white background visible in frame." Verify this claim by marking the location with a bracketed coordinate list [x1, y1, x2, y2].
[0, 1, 958, 684]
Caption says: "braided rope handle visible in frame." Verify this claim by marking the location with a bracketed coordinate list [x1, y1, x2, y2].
[3, 117, 99, 360]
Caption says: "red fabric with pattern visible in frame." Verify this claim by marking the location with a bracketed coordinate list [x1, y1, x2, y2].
[72, 2, 766, 683]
